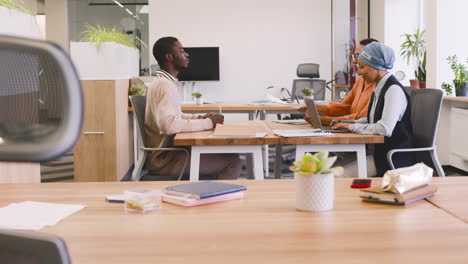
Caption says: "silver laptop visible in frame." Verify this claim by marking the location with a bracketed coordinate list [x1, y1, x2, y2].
[304, 98, 349, 133]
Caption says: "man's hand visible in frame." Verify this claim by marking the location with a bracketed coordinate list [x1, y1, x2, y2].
[208, 114, 224, 128]
[199, 112, 216, 119]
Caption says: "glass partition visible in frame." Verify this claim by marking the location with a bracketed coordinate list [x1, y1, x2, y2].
[68, 0, 149, 75]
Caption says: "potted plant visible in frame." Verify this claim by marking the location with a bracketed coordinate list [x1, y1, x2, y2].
[70, 24, 141, 80]
[128, 83, 145, 106]
[0, 0, 39, 38]
[192, 92, 203, 105]
[441, 55, 468, 97]
[301, 88, 313, 100]
[290, 152, 343, 211]
[400, 28, 426, 88]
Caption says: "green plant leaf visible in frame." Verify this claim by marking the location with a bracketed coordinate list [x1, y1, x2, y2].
[80, 24, 142, 52]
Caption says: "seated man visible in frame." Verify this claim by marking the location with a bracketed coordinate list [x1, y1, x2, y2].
[299, 38, 379, 125]
[145, 36, 241, 179]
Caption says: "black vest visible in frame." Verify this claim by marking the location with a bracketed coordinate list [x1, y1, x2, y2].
[368, 75, 414, 176]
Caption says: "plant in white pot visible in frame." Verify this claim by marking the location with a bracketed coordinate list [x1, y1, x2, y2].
[290, 152, 343, 211]
[192, 92, 203, 105]
[0, 0, 39, 38]
[70, 24, 141, 80]
[301, 88, 313, 100]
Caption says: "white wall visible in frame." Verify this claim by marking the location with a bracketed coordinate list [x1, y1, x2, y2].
[426, 0, 468, 92]
[370, 0, 420, 86]
[149, 0, 332, 102]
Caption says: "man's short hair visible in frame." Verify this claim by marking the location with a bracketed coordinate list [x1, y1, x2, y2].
[152, 36, 178, 67]
[359, 38, 379, 46]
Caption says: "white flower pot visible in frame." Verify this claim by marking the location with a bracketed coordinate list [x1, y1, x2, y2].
[0, 7, 39, 39]
[294, 172, 334, 211]
[70, 42, 139, 80]
[195, 98, 204, 105]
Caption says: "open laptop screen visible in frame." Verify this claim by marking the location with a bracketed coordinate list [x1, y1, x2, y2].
[304, 98, 323, 130]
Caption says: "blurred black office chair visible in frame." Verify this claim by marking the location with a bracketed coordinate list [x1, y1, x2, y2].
[0, 35, 83, 263]
[0, 229, 71, 264]
[129, 95, 189, 181]
[291, 63, 326, 103]
[387, 88, 445, 176]
[0, 35, 83, 162]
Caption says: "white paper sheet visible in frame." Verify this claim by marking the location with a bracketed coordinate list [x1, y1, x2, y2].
[0, 201, 86, 230]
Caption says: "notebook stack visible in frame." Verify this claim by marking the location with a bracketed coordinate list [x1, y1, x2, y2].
[162, 181, 247, 207]
[360, 184, 437, 205]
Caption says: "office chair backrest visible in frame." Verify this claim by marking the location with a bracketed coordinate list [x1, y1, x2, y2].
[291, 79, 326, 102]
[0, 229, 71, 264]
[0, 35, 83, 162]
[410, 88, 443, 148]
[297, 63, 320, 78]
[129, 95, 148, 147]
[404, 86, 419, 96]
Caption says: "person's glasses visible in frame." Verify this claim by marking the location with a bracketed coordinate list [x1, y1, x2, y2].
[352, 52, 360, 60]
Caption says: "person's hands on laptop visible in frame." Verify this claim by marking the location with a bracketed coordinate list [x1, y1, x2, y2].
[332, 122, 351, 130]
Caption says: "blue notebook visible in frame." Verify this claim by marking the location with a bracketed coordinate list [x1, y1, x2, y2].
[165, 181, 247, 199]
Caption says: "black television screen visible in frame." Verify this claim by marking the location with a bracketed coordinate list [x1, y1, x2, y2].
[178, 47, 220, 81]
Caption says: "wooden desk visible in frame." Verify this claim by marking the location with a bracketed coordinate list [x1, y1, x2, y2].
[174, 121, 278, 181]
[2, 178, 467, 264]
[265, 121, 384, 178]
[427, 177, 468, 223]
[181, 102, 302, 120]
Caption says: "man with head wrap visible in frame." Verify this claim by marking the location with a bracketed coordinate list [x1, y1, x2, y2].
[333, 42, 415, 176]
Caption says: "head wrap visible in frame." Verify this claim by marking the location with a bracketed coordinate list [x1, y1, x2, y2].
[359, 42, 395, 70]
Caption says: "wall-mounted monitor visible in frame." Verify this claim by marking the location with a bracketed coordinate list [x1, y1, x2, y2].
[178, 47, 220, 81]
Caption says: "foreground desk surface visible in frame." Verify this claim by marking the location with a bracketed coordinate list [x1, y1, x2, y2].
[2, 178, 467, 264]
[428, 177, 468, 223]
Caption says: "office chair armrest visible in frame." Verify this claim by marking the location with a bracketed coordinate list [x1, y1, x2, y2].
[387, 147, 435, 170]
[139, 147, 189, 181]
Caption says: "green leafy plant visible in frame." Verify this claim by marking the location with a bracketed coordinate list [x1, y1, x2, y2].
[290, 152, 344, 176]
[441, 55, 468, 95]
[128, 84, 145, 96]
[80, 24, 141, 50]
[400, 28, 426, 82]
[301, 88, 312, 97]
[0, 0, 34, 15]
[192, 92, 202, 98]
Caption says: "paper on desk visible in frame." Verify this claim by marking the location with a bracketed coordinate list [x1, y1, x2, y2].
[0, 201, 85, 230]
[211, 124, 267, 138]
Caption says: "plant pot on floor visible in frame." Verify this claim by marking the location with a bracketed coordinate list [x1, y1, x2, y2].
[409, 79, 420, 88]
[294, 172, 334, 211]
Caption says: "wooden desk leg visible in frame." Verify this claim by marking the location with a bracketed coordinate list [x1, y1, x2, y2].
[190, 147, 202, 181]
[296, 144, 368, 178]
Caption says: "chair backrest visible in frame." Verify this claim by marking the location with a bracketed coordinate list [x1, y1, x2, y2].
[0, 229, 71, 264]
[291, 79, 326, 102]
[410, 88, 443, 148]
[129, 95, 148, 147]
[297, 63, 320, 78]
[0, 35, 83, 162]
[404, 86, 419, 96]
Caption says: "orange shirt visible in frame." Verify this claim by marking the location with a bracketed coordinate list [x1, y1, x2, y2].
[323, 77, 375, 120]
